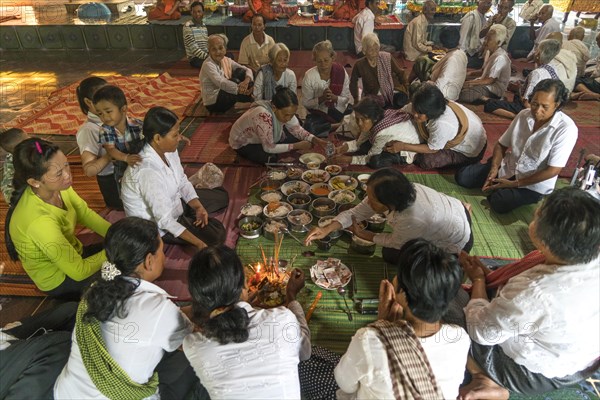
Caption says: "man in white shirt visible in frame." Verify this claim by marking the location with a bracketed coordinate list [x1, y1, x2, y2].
[456, 79, 577, 213]
[459, 0, 492, 68]
[527, 4, 561, 60]
[562, 26, 590, 78]
[335, 239, 470, 400]
[429, 48, 468, 101]
[479, 0, 516, 51]
[238, 14, 276, 73]
[352, 0, 379, 56]
[459, 188, 600, 399]
[459, 24, 511, 103]
[403, 0, 437, 61]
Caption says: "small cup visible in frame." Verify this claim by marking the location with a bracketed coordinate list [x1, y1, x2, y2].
[316, 235, 333, 251]
[307, 161, 321, 169]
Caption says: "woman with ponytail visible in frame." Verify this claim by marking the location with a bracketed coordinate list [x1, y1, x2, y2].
[54, 217, 198, 399]
[121, 106, 227, 250]
[5, 138, 110, 299]
[183, 245, 312, 399]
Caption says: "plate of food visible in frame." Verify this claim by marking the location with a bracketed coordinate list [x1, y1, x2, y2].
[324, 164, 342, 176]
[329, 175, 358, 191]
[302, 169, 330, 184]
[328, 189, 356, 205]
[263, 201, 293, 219]
[299, 153, 326, 165]
[301, 11, 314, 17]
[281, 180, 311, 196]
[310, 258, 352, 290]
[240, 203, 263, 217]
[287, 167, 304, 180]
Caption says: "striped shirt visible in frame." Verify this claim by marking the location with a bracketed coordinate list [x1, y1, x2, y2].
[183, 19, 208, 60]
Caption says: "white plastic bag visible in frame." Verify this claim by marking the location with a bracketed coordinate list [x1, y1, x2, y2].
[189, 163, 224, 189]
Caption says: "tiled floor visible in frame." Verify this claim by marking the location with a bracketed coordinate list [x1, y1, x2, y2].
[0, 48, 186, 324]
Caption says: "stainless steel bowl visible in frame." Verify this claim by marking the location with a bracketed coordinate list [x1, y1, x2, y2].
[351, 235, 376, 255]
[318, 216, 342, 239]
[287, 210, 313, 233]
[263, 219, 289, 241]
[299, 4, 314, 13]
[238, 216, 263, 239]
[311, 197, 336, 218]
[287, 193, 311, 210]
[367, 213, 386, 232]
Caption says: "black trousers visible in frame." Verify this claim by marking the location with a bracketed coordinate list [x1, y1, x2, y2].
[44, 242, 105, 300]
[235, 134, 301, 165]
[0, 302, 78, 400]
[205, 68, 253, 113]
[96, 173, 123, 210]
[455, 159, 544, 214]
[162, 200, 227, 247]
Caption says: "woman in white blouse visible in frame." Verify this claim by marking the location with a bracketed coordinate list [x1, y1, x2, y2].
[121, 107, 227, 250]
[302, 40, 353, 137]
[200, 34, 253, 113]
[229, 86, 327, 164]
[183, 245, 311, 399]
[459, 188, 600, 399]
[335, 239, 471, 400]
[385, 84, 487, 170]
[330, 97, 420, 168]
[253, 43, 297, 101]
[54, 217, 197, 399]
[305, 168, 473, 264]
[459, 24, 511, 104]
[456, 79, 577, 214]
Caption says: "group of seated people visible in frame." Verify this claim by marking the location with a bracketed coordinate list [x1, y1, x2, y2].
[0, 1, 598, 398]
[1, 153, 598, 399]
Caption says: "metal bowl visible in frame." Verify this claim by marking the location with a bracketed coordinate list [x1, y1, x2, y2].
[299, 3, 314, 13]
[310, 183, 332, 197]
[328, 189, 356, 205]
[287, 210, 313, 233]
[351, 235, 376, 255]
[218, 4, 229, 15]
[260, 179, 282, 192]
[324, 164, 342, 176]
[267, 169, 287, 182]
[311, 197, 336, 218]
[238, 216, 263, 239]
[287, 193, 312, 210]
[263, 219, 289, 241]
[318, 216, 342, 239]
[367, 213, 386, 232]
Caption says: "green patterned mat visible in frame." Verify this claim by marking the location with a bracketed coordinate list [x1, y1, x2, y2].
[236, 172, 546, 354]
[234, 173, 591, 399]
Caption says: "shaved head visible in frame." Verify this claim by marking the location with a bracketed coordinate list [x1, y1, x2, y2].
[568, 26, 585, 41]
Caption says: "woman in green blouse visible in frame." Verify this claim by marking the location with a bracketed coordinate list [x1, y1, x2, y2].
[5, 138, 110, 299]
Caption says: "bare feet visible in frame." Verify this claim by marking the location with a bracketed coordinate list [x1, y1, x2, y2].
[459, 373, 510, 400]
[462, 201, 473, 216]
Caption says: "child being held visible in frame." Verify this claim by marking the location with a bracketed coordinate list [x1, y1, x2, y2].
[92, 85, 143, 190]
[0, 128, 29, 204]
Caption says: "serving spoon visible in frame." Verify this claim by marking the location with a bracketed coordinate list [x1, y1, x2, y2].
[337, 286, 353, 321]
